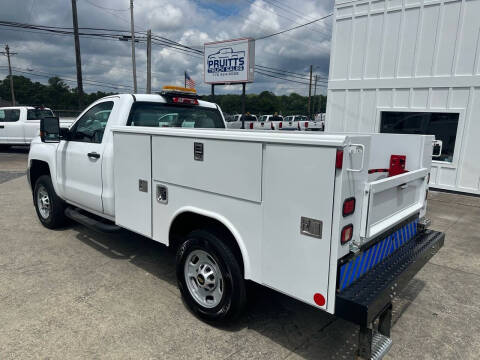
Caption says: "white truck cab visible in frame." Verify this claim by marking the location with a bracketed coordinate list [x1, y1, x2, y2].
[0, 106, 74, 148]
[28, 87, 444, 359]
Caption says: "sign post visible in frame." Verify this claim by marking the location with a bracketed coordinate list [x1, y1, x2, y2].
[204, 38, 255, 127]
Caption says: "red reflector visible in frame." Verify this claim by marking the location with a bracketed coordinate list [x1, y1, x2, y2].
[341, 224, 353, 244]
[305, 121, 308, 128]
[279, 122, 282, 129]
[172, 97, 198, 105]
[343, 198, 356, 217]
[249, 123, 253, 129]
[313, 293, 326, 307]
[336, 150, 344, 169]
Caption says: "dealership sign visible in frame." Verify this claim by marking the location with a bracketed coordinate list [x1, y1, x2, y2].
[204, 38, 255, 84]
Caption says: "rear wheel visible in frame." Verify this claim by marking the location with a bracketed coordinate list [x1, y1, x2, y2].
[176, 228, 246, 323]
[33, 175, 67, 229]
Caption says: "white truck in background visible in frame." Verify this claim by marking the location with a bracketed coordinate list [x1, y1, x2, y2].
[253, 114, 284, 130]
[27, 88, 444, 359]
[0, 106, 75, 149]
[225, 113, 258, 129]
[280, 115, 324, 131]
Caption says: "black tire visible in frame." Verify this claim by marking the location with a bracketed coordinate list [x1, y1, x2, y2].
[33, 175, 67, 229]
[176, 228, 246, 323]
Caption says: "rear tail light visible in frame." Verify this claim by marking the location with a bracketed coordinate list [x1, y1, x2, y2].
[298, 122, 301, 130]
[336, 150, 344, 169]
[341, 224, 353, 244]
[343, 198, 356, 216]
[270, 122, 274, 130]
[279, 122, 283, 129]
[249, 123, 253, 129]
[305, 121, 308, 128]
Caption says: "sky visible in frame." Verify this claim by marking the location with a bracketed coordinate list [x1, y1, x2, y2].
[0, 0, 334, 96]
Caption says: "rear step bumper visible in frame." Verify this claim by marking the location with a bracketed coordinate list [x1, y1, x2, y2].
[335, 229, 444, 326]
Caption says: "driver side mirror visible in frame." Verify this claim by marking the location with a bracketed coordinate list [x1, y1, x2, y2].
[40, 116, 60, 143]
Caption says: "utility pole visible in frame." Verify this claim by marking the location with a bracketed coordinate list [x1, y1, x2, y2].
[2, 44, 16, 106]
[146, 29, 151, 93]
[130, 0, 138, 93]
[241, 83, 246, 129]
[71, 0, 84, 109]
[307, 65, 313, 119]
[313, 75, 318, 117]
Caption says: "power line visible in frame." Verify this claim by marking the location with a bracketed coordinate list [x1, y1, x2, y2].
[256, 65, 328, 82]
[260, 0, 332, 34]
[255, 69, 327, 87]
[0, 65, 134, 91]
[256, 13, 333, 40]
[241, 0, 326, 38]
[83, 0, 130, 12]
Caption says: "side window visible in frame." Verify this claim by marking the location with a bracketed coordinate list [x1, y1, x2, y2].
[0, 109, 20, 122]
[27, 109, 54, 120]
[70, 101, 114, 143]
[380, 111, 459, 163]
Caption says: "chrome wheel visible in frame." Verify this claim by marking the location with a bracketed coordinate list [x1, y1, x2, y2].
[36, 185, 50, 219]
[184, 249, 224, 308]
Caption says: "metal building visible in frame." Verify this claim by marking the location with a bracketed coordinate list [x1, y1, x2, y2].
[326, 0, 480, 194]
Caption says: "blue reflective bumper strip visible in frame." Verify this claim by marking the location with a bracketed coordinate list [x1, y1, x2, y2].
[339, 218, 418, 291]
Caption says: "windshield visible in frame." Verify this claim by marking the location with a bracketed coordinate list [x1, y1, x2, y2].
[259, 115, 268, 121]
[128, 102, 225, 128]
[27, 109, 54, 120]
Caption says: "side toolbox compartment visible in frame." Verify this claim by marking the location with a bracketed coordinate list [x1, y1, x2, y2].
[113, 132, 152, 237]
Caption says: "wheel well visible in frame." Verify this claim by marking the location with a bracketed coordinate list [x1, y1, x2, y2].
[29, 160, 50, 191]
[169, 212, 244, 275]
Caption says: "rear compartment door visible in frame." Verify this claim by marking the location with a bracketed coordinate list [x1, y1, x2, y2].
[360, 168, 428, 239]
[262, 144, 336, 309]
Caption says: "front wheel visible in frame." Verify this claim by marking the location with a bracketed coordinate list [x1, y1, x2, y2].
[176, 228, 246, 323]
[33, 175, 67, 229]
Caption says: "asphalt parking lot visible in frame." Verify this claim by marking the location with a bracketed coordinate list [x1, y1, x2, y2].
[1, 147, 479, 359]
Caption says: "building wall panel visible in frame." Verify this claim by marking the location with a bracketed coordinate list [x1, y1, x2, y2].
[434, 1, 461, 76]
[397, 8, 421, 77]
[365, 13, 385, 78]
[415, 5, 440, 77]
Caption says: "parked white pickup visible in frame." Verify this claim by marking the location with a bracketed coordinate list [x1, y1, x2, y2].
[27, 91, 444, 358]
[0, 106, 74, 147]
[225, 114, 258, 129]
[254, 114, 283, 130]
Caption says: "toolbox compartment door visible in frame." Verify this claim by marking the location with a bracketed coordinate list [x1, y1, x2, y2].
[360, 168, 429, 239]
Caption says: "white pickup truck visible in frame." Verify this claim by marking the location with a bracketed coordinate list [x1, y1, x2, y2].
[0, 106, 74, 148]
[254, 114, 283, 130]
[225, 113, 258, 129]
[28, 88, 444, 359]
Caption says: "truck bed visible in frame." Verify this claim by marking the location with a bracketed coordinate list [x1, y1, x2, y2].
[111, 127, 433, 315]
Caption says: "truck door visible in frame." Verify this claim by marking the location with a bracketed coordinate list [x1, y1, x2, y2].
[56, 100, 115, 213]
[0, 108, 21, 144]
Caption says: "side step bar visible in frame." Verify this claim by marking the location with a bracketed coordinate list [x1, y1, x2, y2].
[65, 207, 121, 233]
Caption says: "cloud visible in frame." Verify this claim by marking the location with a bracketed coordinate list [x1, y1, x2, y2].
[0, 0, 333, 97]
